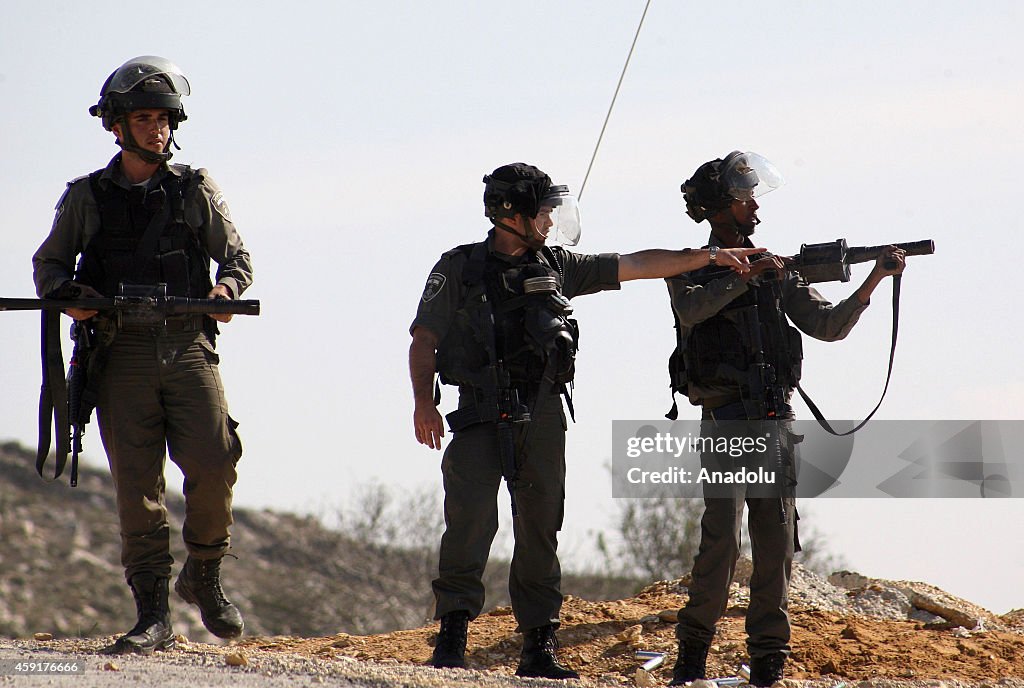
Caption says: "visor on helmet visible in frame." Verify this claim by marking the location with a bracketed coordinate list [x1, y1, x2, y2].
[536, 185, 582, 246]
[105, 56, 191, 96]
[720, 151, 783, 202]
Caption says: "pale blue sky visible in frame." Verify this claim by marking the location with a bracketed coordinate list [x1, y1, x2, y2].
[1, 2, 1021, 613]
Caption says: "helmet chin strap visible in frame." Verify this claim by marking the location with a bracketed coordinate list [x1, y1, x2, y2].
[116, 118, 176, 164]
[493, 218, 546, 251]
[709, 205, 759, 239]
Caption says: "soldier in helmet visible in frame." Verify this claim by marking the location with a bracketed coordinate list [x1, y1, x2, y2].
[32, 56, 254, 654]
[409, 162, 761, 679]
[665, 151, 905, 686]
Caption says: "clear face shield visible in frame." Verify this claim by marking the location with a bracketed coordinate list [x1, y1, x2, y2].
[534, 185, 582, 246]
[107, 56, 191, 96]
[720, 151, 784, 202]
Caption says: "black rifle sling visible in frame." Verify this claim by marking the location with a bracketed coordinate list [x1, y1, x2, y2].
[36, 310, 70, 480]
[479, 246, 524, 515]
[665, 301, 684, 421]
[510, 354, 562, 491]
[796, 275, 902, 436]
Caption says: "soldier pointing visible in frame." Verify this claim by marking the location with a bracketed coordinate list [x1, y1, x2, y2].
[409, 162, 760, 679]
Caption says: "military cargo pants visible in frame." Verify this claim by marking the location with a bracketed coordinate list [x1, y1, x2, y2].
[96, 327, 242, 582]
[432, 398, 566, 632]
[676, 404, 799, 659]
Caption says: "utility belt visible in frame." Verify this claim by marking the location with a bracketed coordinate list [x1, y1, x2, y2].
[447, 404, 508, 433]
[445, 384, 534, 433]
[703, 398, 794, 422]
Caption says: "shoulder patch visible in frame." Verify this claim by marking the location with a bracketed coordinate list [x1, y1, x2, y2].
[211, 191, 232, 221]
[421, 272, 447, 303]
[52, 175, 88, 224]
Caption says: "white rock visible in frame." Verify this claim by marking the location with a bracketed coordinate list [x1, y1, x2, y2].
[634, 668, 657, 687]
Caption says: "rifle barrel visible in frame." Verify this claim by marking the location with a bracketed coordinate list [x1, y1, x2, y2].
[164, 298, 261, 316]
[846, 240, 934, 265]
[0, 297, 260, 315]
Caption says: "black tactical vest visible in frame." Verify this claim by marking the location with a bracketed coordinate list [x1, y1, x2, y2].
[435, 242, 579, 394]
[75, 166, 213, 300]
[669, 268, 803, 403]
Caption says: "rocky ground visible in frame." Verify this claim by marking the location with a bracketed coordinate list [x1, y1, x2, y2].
[8, 560, 1023, 687]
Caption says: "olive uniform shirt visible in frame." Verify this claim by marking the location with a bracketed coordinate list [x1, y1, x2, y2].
[33, 153, 253, 300]
[665, 234, 867, 407]
[30, 153, 253, 580]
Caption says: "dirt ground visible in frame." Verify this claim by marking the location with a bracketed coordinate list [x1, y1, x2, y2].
[233, 584, 1024, 683]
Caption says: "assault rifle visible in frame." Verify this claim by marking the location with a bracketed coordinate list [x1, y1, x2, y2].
[689, 238, 934, 285]
[0, 293, 260, 317]
[1, 283, 260, 487]
[779, 238, 934, 283]
[692, 238, 934, 439]
[443, 310, 532, 516]
[731, 286, 791, 523]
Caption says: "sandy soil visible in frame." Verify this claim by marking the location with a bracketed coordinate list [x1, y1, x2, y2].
[231, 586, 1024, 683]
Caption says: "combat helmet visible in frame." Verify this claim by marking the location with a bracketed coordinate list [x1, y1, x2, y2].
[483, 163, 582, 246]
[89, 56, 190, 163]
[681, 151, 783, 223]
[483, 163, 552, 221]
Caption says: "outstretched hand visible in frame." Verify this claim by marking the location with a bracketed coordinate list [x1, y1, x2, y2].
[741, 255, 787, 283]
[717, 246, 764, 273]
[854, 245, 908, 305]
[872, 245, 907, 277]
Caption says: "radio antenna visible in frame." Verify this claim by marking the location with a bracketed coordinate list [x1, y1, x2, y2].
[578, 0, 652, 200]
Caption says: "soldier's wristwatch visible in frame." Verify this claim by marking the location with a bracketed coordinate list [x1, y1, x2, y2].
[708, 246, 719, 265]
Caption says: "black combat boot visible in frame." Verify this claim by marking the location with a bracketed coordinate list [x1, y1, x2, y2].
[515, 624, 580, 680]
[669, 637, 710, 685]
[749, 652, 786, 687]
[174, 556, 244, 639]
[102, 573, 175, 655]
[430, 610, 469, 669]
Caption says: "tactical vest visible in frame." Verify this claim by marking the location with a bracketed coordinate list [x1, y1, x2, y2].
[435, 242, 579, 395]
[75, 166, 213, 300]
[669, 268, 803, 404]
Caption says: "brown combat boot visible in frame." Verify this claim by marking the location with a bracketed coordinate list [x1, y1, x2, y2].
[175, 556, 244, 638]
[102, 573, 175, 655]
